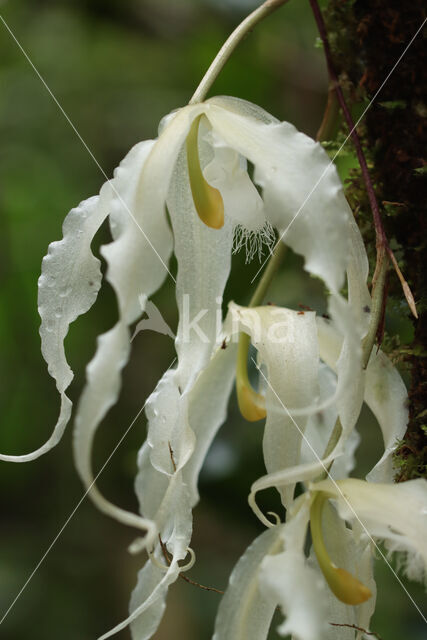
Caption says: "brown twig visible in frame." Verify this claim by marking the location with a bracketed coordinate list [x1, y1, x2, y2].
[158, 535, 224, 595]
[376, 269, 389, 351]
[330, 622, 383, 639]
[178, 571, 224, 594]
[309, 0, 417, 319]
[309, 0, 386, 249]
[168, 441, 177, 472]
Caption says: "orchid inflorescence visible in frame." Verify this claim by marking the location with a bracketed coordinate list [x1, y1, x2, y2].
[2, 2, 426, 640]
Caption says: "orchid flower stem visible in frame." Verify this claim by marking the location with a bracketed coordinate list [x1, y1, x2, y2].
[362, 248, 389, 368]
[189, 0, 290, 105]
[249, 241, 287, 308]
[316, 86, 340, 142]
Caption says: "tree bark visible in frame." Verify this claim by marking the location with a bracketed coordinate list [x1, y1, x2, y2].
[325, 0, 427, 480]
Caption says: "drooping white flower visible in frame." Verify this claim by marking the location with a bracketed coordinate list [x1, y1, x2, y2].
[213, 491, 375, 640]
[247, 332, 409, 526]
[214, 295, 415, 640]
[217, 473, 427, 640]
[1, 94, 378, 639]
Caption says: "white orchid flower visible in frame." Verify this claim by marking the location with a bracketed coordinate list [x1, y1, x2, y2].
[122, 261, 371, 640]
[214, 492, 375, 640]
[246, 312, 410, 528]
[209, 298, 415, 640]
[1, 93, 378, 639]
[216, 476, 427, 640]
[0, 94, 358, 455]
[230, 285, 407, 507]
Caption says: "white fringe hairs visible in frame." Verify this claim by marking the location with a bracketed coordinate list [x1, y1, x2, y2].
[232, 220, 276, 263]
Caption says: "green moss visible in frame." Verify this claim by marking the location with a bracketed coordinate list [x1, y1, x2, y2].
[325, 0, 427, 481]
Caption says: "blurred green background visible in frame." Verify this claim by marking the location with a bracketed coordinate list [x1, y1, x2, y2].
[0, 0, 424, 638]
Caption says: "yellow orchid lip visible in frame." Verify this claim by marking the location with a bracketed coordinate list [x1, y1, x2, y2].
[310, 492, 372, 605]
[236, 331, 266, 422]
[186, 114, 224, 229]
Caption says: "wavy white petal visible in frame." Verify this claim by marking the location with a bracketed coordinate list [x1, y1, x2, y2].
[213, 525, 283, 640]
[365, 350, 408, 482]
[0, 191, 110, 462]
[73, 139, 173, 533]
[259, 500, 327, 640]
[230, 303, 319, 507]
[206, 98, 351, 293]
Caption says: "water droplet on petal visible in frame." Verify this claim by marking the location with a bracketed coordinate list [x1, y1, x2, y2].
[45, 320, 54, 333]
[59, 286, 72, 298]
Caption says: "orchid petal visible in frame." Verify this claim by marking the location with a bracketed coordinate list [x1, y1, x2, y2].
[183, 342, 237, 506]
[168, 143, 233, 387]
[135, 344, 237, 519]
[229, 303, 319, 507]
[206, 97, 351, 293]
[314, 478, 427, 584]
[319, 295, 364, 434]
[203, 127, 266, 232]
[259, 499, 328, 640]
[365, 350, 408, 482]
[301, 363, 360, 480]
[123, 360, 234, 639]
[101, 109, 238, 639]
[128, 561, 169, 640]
[73, 139, 173, 533]
[100, 561, 181, 640]
[235, 293, 363, 424]
[101, 473, 192, 640]
[127, 344, 236, 638]
[213, 525, 283, 640]
[0, 191, 111, 462]
[268, 216, 368, 424]
[317, 317, 408, 481]
[145, 370, 195, 477]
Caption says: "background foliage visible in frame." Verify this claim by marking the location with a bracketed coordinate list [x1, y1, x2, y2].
[0, 0, 424, 638]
